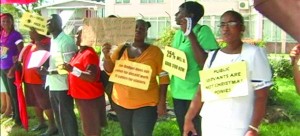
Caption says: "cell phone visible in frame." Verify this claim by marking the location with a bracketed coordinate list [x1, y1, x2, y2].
[184, 17, 192, 36]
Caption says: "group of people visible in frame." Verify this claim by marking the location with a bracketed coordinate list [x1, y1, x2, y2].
[98, 1, 273, 136]
[1, 1, 299, 136]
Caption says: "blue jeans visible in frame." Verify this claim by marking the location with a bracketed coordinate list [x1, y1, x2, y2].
[49, 91, 78, 136]
[112, 102, 157, 136]
[173, 98, 202, 136]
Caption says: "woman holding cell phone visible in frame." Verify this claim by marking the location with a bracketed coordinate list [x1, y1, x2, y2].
[170, 1, 219, 135]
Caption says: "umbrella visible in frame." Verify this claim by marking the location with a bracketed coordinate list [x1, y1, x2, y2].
[1, 0, 37, 4]
[14, 69, 28, 131]
[13, 45, 32, 131]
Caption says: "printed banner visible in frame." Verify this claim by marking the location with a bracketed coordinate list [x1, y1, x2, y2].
[162, 46, 187, 80]
[20, 12, 47, 35]
[81, 18, 135, 46]
[109, 60, 152, 90]
[200, 61, 249, 101]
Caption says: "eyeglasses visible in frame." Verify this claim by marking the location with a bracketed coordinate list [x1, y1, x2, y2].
[218, 21, 240, 28]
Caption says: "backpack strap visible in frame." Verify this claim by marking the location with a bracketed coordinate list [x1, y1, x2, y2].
[118, 43, 128, 59]
[209, 49, 219, 68]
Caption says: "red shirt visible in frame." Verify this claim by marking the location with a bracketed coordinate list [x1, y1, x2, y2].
[68, 47, 104, 99]
[23, 38, 50, 84]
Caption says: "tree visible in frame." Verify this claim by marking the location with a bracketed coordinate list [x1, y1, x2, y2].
[0, 4, 22, 17]
[1, 0, 45, 17]
[19, 0, 45, 14]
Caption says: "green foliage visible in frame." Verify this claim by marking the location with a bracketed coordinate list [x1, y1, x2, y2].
[0, 0, 45, 17]
[167, 89, 174, 108]
[268, 55, 293, 107]
[153, 120, 180, 136]
[268, 81, 280, 106]
[217, 39, 266, 48]
[260, 121, 300, 136]
[269, 56, 293, 79]
[218, 40, 227, 48]
[93, 45, 102, 55]
[102, 121, 122, 136]
[19, 29, 31, 43]
[6, 128, 37, 136]
[0, 4, 22, 17]
[256, 40, 266, 47]
[27, 0, 45, 13]
[261, 78, 300, 136]
[274, 78, 300, 113]
[153, 28, 176, 47]
[151, 29, 266, 49]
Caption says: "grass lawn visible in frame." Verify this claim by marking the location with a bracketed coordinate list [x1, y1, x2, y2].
[259, 78, 300, 136]
[1, 78, 299, 136]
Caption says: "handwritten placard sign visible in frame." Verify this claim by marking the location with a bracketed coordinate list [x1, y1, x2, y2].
[20, 12, 47, 35]
[109, 60, 152, 90]
[81, 18, 135, 46]
[162, 46, 187, 80]
[200, 61, 249, 101]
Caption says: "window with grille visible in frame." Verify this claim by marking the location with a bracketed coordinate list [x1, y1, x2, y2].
[143, 17, 170, 39]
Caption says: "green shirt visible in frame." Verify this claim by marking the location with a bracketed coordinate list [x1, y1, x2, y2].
[46, 32, 78, 91]
[170, 24, 219, 100]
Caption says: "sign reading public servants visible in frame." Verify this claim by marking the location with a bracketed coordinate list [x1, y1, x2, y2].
[200, 61, 250, 101]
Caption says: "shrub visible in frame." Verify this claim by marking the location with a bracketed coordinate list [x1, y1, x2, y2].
[269, 57, 293, 79]
[92, 45, 102, 55]
[268, 81, 280, 106]
[243, 39, 266, 47]
[268, 56, 293, 107]
[153, 28, 176, 47]
[217, 39, 266, 48]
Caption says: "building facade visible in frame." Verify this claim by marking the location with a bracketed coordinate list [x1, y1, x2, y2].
[39, 0, 297, 53]
[36, 0, 105, 35]
[105, 0, 297, 53]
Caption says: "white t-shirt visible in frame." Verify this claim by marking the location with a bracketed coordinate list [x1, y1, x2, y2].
[200, 43, 272, 130]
